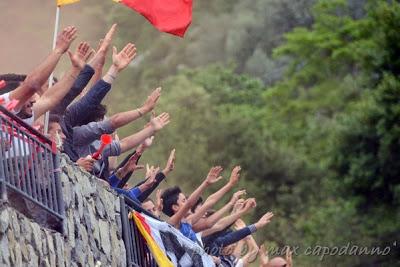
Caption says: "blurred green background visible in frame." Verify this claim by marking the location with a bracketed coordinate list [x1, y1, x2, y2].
[1, 0, 399, 266]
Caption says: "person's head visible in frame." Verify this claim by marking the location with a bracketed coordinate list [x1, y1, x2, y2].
[161, 186, 186, 217]
[77, 104, 107, 126]
[48, 114, 66, 148]
[267, 257, 287, 267]
[142, 198, 157, 216]
[0, 74, 57, 95]
[191, 196, 203, 214]
[16, 93, 39, 119]
[0, 74, 26, 93]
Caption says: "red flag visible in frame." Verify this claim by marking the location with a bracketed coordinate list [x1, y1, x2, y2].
[118, 0, 192, 37]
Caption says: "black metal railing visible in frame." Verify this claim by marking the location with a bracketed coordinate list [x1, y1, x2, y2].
[120, 196, 158, 267]
[0, 105, 64, 224]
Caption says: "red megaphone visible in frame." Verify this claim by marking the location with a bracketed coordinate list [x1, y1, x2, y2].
[91, 134, 112, 160]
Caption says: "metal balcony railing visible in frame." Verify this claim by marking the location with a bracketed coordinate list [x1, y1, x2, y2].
[120, 196, 158, 267]
[0, 105, 64, 224]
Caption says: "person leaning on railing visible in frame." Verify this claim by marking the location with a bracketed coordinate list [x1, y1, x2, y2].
[46, 114, 95, 172]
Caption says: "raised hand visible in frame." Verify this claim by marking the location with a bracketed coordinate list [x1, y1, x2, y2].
[77, 156, 95, 172]
[205, 166, 223, 185]
[68, 42, 93, 70]
[141, 87, 162, 114]
[163, 149, 176, 175]
[143, 136, 154, 148]
[231, 189, 246, 203]
[112, 43, 137, 72]
[232, 198, 245, 213]
[255, 212, 274, 229]
[55, 26, 77, 54]
[242, 198, 257, 212]
[150, 112, 170, 131]
[228, 166, 241, 185]
[99, 24, 116, 54]
[126, 153, 144, 173]
[90, 24, 117, 67]
[143, 166, 159, 188]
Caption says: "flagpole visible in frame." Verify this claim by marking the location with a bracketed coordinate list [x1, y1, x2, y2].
[44, 6, 61, 134]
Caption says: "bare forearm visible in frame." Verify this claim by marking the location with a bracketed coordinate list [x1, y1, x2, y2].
[26, 49, 63, 89]
[198, 201, 234, 230]
[169, 181, 209, 227]
[204, 183, 234, 207]
[233, 239, 245, 258]
[110, 109, 143, 129]
[189, 183, 234, 227]
[33, 67, 80, 119]
[202, 211, 245, 237]
[244, 236, 259, 263]
[10, 50, 63, 106]
[192, 201, 233, 232]
[119, 127, 155, 153]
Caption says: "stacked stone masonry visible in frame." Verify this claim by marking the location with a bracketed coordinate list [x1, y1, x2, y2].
[0, 155, 126, 267]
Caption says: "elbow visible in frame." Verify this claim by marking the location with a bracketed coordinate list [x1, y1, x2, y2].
[110, 115, 121, 129]
[23, 77, 42, 93]
[119, 140, 127, 153]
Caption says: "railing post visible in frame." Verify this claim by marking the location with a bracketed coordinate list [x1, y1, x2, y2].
[120, 196, 133, 266]
[0, 155, 7, 202]
[0, 119, 7, 202]
[53, 154, 64, 215]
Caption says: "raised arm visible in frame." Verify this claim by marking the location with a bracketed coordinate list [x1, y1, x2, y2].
[65, 42, 137, 128]
[168, 166, 223, 228]
[188, 166, 241, 225]
[82, 24, 117, 96]
[119, 113, 170, 153]
[102, 43, 136, 84]
[50, 24, 119, 115]
[109, 87, 161, 129]
[33, 42, 92, 120]
[202, 198, 256, 237]
[137, 149, 176, 201]
[9, 26, 77, 109]
[109, 152, 143, 187]
[235, 219, 259, 265]
[192, 189, 246, 232]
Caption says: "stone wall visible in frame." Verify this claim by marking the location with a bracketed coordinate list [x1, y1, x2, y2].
[0, 155, 126, 267]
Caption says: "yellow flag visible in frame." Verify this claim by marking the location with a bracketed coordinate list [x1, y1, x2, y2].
[131, 212, 174, 267]
[57, 0, 80, 6]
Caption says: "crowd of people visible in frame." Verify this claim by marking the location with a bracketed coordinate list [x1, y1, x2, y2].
[0, 24, 293, 267]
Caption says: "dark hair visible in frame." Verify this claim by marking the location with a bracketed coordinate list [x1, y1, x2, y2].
[0, 74, 58, 94]
[77, 104, 107, 126]
[49, 114, 61, 124]
[191, 196, 203, 213]
[0, 74, 26, 93]
[161, 186, 182, 217]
